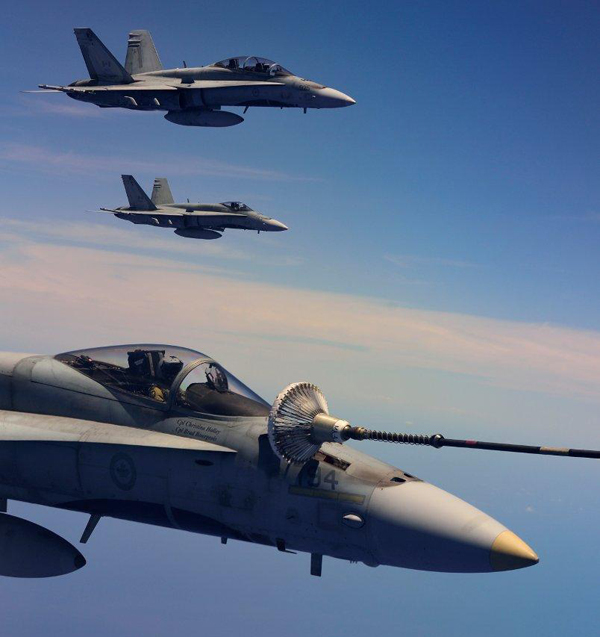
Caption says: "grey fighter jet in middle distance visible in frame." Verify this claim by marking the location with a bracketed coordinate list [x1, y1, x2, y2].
[98, 175, 288, 240]
[36, 28, 356, 127]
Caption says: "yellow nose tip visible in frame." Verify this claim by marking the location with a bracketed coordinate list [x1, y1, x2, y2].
[490, 530, 539, 572]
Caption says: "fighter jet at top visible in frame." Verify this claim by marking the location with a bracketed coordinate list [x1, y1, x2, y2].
[98, 175, 288, 240]
[36, 28, 356, 127]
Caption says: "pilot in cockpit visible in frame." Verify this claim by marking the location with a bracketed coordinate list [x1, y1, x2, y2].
[205, 363, 228, 392]
[127, 349, 184, 402]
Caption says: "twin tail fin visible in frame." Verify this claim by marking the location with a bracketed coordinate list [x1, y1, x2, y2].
[121, 175, 157, 210]
[151, 178, 174, 205]
[74, 28, 133, 84]
[125, 30, 163, 75]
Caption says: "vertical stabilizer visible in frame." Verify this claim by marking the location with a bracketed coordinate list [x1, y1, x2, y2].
[151, 178, 174, 205]
[125, 30, 163, 75]
[121, 175, 157, 210]
[73, 28, 133, 84]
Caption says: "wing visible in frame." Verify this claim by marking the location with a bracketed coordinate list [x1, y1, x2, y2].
[97, 208, 186, 226]
[0, 410, 235, 454]
[37, 84, 179, 93]
[97, 208, 183, 215]
[38, 81, 283, 93]
[0, 411, 238, 535]
[98, 208, 240, 219]
[179, 80, 285, 89]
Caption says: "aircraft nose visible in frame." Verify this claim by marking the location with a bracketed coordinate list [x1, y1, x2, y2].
[268, 219, 288, 231]
[490, 530, 539, 572]
[368, 481, 538, 573]
[317, 87, 356, 108]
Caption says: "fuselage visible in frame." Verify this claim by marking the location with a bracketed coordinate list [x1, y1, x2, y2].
[112, 202, 288, 235]
[66, 65, 355, 113]
[0, 348, 538, 574]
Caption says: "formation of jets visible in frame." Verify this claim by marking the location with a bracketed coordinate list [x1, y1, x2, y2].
[29, 27, 343, 241]
[5, 27, 595, 582]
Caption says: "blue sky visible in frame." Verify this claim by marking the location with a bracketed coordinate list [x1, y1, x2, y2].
[0, 1, 599, 636]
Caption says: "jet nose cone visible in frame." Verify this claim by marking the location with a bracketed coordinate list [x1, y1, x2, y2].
[368, 481, 537, 573]
[268, 219, 288, 231]
[317, 87, 356, 108]
[339, 92, 356, 106]
[490, 530, 539, 572]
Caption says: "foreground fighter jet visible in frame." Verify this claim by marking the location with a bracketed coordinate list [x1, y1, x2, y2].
[0, 344, 597, 578]
[35, 28, 355, 127]
[98, 175, 287, 239]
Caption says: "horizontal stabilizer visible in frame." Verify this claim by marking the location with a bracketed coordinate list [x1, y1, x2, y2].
[74, 28, 133, 84]
[151, 178, 174, 205]
[121, 175, 156, 210]
[125, 30, 163, 75]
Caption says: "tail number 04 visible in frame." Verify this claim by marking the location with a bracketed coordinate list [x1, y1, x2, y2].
[306, 468, 338, 491]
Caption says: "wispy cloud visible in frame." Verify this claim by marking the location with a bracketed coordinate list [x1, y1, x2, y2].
[0, 218, 303, 268]
[385, 253, 479, 269]
[550, 211, 600, 222]
[0, 142, 316, 182]
[580, 212, 600, 222]
[1, 96, 107, 120]
[2, 225, 600, 409]
[30, 100, 105, 118]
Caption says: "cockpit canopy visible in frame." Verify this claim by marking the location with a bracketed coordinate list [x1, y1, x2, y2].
[221, 201, 252, 212]
[55, 344, 269, 417]
[212, 56, 293, 77]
